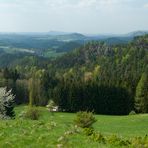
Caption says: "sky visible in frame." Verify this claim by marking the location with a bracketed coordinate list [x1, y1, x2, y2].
[0, 0, 148, 34]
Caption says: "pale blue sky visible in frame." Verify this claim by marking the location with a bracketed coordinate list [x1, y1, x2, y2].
[0, 0, 148, 34]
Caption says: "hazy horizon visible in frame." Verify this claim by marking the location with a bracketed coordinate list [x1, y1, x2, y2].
[0, 30, 148, 36]
[0, 0, 148, 34]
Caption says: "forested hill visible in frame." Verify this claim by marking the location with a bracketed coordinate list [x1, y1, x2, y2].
[49, 35, 148, 114]
[52, 35, 148, 91]
[0, 35, 147, 115]
[53, 35, 148, 69]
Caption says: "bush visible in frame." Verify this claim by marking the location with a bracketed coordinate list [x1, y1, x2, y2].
[74, 111, 97, 128]
[131, 136, 148, 147]
[24, 106, 40, 120]
[0, 87, 15, 119]
[129, 110, 136, 115]
[107, 134, 121, 145]
[91, 132, 106, 143]
[107, 134, 130, 146]
[83, 127, 94, 136]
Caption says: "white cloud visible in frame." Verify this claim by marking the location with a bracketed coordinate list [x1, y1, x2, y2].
[144, 3, 148, 8]
[0, 0, 135, 9]
[0, 0, 147, 33]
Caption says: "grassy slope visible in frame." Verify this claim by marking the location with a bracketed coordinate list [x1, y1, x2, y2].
[0, 106, 148, 148]
[94, 114, 148, 137]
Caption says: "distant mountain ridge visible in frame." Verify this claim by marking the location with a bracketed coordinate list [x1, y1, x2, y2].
[47, 33, 86, 41]
[46, 30, 148, 38]
[126, 31, 148, 37]
[0, 30, 148, 58]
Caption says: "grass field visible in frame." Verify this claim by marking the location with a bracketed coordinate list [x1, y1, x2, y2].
[0, 46, 65, 58]
[0, 106, 148, 148]
[43, 49, 65, 58]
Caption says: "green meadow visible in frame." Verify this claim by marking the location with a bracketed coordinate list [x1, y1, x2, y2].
[0, 106, 147, 148]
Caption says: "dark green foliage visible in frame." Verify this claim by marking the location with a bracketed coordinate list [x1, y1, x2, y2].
[3, 68, 19, 81]
[56, 41, 82, 52]
[52, 35, 148, 114]
[74, 111, 97, 128]
[54, 81, 132, 115]
[5, 100, 15, 118]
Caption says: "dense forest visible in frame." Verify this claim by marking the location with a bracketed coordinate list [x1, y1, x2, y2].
[0, 35, 147, 115]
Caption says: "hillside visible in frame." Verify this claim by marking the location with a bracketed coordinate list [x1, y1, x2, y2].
[50, 35, 148, 114]
[54, 35, 148, 69]
[0, 0, 148, 147]
[0, 31, 147, 60]
[126, 30, 148, 37]
[0, 33, 85, 58]
[0, 35, 147, 115]
[47, 33, 87, 41]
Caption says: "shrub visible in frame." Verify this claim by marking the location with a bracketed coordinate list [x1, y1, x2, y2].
[0, 87, 15, 119]
[131, 136, 148, 147]
[74, 111, 97, 128]
[129, 110, 136, 115]
[24, 106, 40, 120]
[46, 100, 56, 111]
[46, 100, 58, 115]
[91, 132, 106, 143]
[107, 134, 121, 145]
[107, 134, 130, 146]
[83, 127, 94, 136]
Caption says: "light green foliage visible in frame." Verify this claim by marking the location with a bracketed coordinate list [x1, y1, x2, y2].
[46, 100, 56, 112]
[131, 136, 148, 147]
[83, 127, 94, 136]
[93, 65, 101, 77]
[43, 49, 65, 58]
[29, 69, 49, 106]
[135, 72, 148, 113]
[129, 110, 136, 115]
[122, 54, 130, 63]
[74, 111, 97, 128]
[91, 132, 106, 143]
[107, 134, 131, 146]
